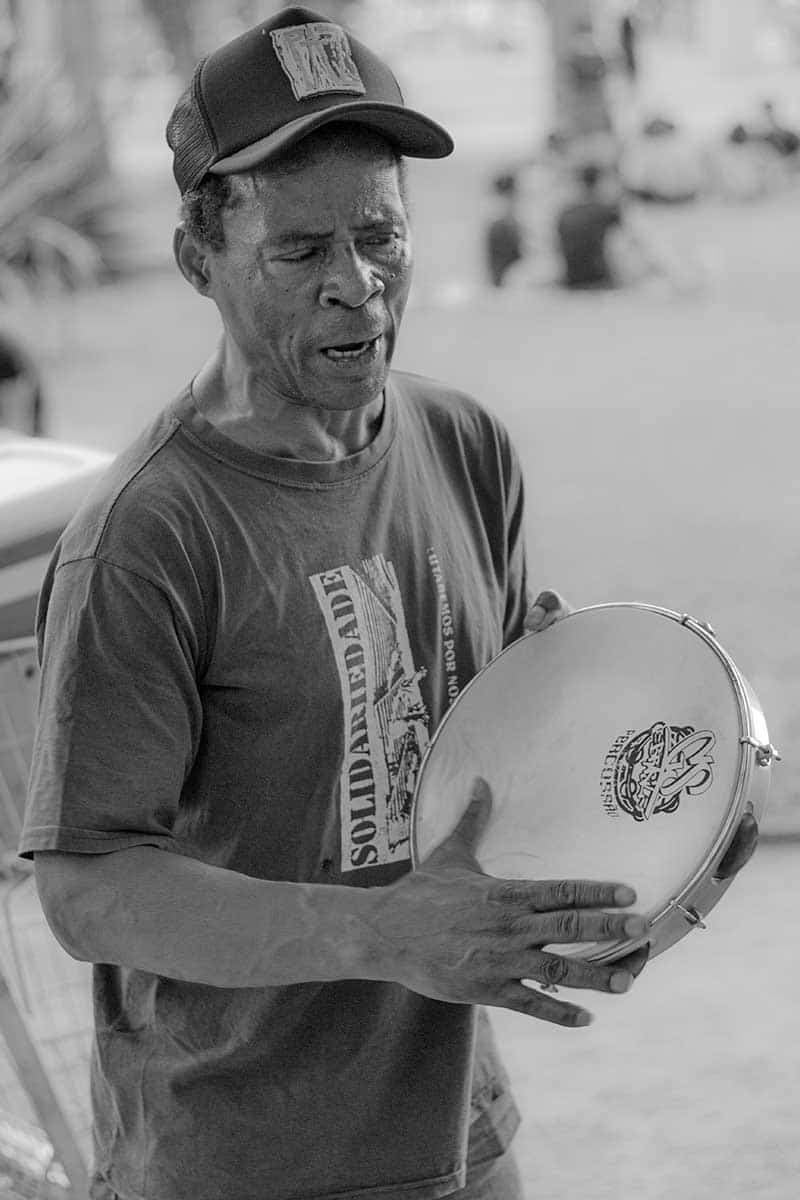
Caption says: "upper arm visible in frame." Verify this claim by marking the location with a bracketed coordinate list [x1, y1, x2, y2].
[21, 557, 202, 860]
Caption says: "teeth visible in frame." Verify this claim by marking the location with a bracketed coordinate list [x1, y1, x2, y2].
[323, 338, 376, 360]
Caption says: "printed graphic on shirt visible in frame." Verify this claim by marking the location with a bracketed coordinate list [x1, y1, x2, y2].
[427, 547, 461, 707]
[311, 555, 430, 872]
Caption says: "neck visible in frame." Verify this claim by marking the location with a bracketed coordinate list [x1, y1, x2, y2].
[191, 346, 385, 462]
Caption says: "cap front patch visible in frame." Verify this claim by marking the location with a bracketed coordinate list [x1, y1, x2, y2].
[271, 22, 366, 101]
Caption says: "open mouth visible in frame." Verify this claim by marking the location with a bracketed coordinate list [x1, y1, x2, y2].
[321, 335, 381, 362]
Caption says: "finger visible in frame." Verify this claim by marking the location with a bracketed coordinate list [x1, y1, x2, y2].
[524, 590, 570, 632]
[612, 943, 651, 979]
[528, 908, 649, 946]
[533, 589, 564, 614]
[526, 950, 641, 994]
[424, 777, 492, 866]
[524, 604, 548, 632]
[491, 878, 638, 912]
[500, 980, 593, 1028]
[714, 813, 759, 881]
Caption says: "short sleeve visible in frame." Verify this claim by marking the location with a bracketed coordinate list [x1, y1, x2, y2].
[501, 436, 528, 648]
[20, 556, 203, 859]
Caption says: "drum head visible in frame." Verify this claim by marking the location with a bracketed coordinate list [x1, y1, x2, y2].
[412, 606, 749, 959]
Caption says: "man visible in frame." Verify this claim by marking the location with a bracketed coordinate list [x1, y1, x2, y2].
[484, 171, 524, 288]
[619, 8, 638, 84]
[555, 162, 622, 290]
[21, 9, 755, 1200]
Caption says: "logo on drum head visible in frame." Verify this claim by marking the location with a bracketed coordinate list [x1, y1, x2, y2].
[600, 722, 716, 822]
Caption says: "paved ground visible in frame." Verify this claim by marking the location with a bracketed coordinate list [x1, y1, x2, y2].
[495, 839, 800, 1200]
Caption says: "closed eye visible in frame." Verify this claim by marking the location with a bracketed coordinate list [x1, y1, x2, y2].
[279, 247, 321, 263]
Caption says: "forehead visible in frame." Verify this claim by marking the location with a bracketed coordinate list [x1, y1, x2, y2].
[226, 133, 406, 234]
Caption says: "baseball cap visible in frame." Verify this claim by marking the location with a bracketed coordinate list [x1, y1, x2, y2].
[166, 6, 454, 195]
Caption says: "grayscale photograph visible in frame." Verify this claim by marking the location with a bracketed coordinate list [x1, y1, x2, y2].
[0, 2, 797, 1198]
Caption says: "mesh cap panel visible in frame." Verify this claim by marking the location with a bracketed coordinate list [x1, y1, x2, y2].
[166, 66, 218, 196]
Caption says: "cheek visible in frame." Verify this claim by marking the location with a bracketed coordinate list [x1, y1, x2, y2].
[392, 249, 413, 295]
[388, 263, 413, 314]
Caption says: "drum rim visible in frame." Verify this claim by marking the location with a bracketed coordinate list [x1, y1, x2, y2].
[411, 602, 765, 952]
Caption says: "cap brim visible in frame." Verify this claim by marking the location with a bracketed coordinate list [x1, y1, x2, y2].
[209, 101, 454, 175]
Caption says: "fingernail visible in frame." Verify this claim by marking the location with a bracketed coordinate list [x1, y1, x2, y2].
[624, 916, 649, 937]
[574, 1011, 593, 1027]
[610, 971, 633, 994]
[614, 886, 636, 906]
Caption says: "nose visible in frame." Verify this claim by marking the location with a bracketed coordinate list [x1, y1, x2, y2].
[319, 244, 385, 309]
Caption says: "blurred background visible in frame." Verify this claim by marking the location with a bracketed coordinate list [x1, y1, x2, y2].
[0, 1, 798, 1197]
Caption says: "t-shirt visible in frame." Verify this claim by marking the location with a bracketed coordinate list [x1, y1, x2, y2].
[21, 371, 528, 1200]
[556, 199, 622, 288]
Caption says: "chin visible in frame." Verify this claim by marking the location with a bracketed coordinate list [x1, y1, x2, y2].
[317, 367, 390, 411]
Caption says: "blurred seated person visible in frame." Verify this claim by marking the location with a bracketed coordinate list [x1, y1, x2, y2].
[620, 116, 705, 204]
[757, 100, 800, 160]
[708, 123, 774, 203]
[0, 328, 44, 436]
[555, 163, 622, 289]
[509, 134, 575, 286]
[484, 170, 525, 288]
[619, 8, 638, 84]
[555, 163, 705, 295]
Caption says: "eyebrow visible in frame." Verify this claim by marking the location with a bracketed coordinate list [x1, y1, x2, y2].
[267, 219, 403, 248]
[268, 230, 331, 247]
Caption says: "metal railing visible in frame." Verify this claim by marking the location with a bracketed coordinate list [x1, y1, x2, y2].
[0, 638, 91, 1197]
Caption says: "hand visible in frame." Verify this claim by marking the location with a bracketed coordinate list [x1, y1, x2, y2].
[596, 813, 759, 984]
[524, 589, 572, 633]
[374, 779, 649, 1027]
[714, 811, 759, 881]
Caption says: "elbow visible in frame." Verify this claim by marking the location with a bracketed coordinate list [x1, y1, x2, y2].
[34, 851, 101, 963]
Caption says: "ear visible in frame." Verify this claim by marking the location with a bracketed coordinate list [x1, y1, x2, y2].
[173, 226, 212, 295]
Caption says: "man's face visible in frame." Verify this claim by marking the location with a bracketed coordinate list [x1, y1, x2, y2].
[199, 134, 413, 412]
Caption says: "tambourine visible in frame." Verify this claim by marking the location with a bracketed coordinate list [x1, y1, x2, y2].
[411, 604, 778, 963]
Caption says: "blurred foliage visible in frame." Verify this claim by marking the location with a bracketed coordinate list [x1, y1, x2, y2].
[136, 0, 364, 72]
[0, 72, 125, 300]
[138, 0, 198, 81]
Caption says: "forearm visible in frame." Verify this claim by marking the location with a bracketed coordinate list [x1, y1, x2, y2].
[36, 846, 383, 988]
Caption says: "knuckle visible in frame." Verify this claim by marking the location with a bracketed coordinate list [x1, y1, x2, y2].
[488, 885, 529, 936]
[551, 880, 578, 908]
[540, 955, 570, 986]
[497, 909, 522, 937]
[597, 911, 626, 940]
[491, 880, 522, 906]
[553, 909, 581, 941]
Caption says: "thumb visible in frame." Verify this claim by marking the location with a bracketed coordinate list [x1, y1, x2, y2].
[424, 777, 493, 868]
[525, 589, 570, 633]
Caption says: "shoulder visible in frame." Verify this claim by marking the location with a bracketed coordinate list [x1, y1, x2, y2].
[55, 393, 208, 585]
[389, 369, 515, 452]
[388, 370, 523, 503]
